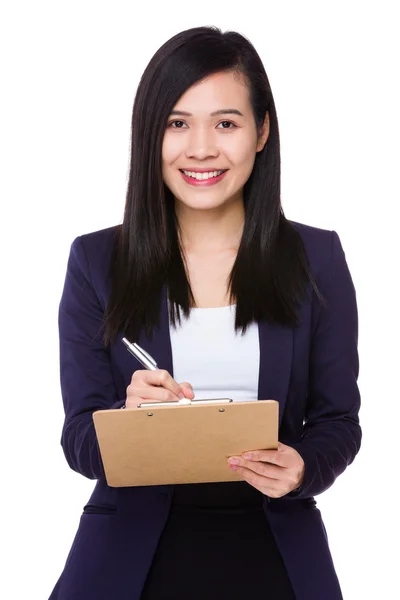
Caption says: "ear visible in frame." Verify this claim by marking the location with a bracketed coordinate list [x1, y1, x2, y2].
[256, 111, 270, 153]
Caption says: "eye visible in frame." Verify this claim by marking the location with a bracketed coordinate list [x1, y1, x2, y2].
[168, 120, 188, 129]
[216, 121, 237, 129]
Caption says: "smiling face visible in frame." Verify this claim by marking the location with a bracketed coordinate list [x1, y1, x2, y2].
[162, 71, 269, 213]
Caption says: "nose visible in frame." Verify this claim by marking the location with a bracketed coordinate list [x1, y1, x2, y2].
[185, 127, 219, 161]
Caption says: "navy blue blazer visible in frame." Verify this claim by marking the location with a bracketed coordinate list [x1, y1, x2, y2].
[49, 221, 361, 600]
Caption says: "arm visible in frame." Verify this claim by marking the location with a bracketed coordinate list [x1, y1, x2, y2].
[58, 236, 125, 480]
[289, 230, 362, 498]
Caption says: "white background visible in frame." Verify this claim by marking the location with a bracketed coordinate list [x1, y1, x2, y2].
[1, 2, 399, 599]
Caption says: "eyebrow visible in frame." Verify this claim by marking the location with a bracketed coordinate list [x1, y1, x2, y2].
[169, 108, 244, 117]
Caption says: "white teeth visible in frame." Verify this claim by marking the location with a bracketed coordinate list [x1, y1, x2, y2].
[182, 169, 225, 180]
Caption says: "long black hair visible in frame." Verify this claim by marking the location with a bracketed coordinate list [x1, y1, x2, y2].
[103, 26, 320, 346]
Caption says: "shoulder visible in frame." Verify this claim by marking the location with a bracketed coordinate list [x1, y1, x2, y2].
[70, 225, 120, 266]
[288, 219, 344, 276]
[77, 224, 120, 254]
[67, 226, 121, 302]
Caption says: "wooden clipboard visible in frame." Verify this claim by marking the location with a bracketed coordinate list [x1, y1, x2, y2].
[93, 399, 279, 487]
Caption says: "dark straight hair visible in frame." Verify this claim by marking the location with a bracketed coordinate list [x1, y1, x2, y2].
[103, 26, 321, 346]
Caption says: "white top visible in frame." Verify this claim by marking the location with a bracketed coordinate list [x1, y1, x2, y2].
[169, 304, 260, 401]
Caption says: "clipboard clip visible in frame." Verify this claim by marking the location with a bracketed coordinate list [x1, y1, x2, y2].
[137, 398, 232, 408]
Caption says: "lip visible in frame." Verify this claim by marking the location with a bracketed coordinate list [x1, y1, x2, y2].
[180, 169, 228, 186]
[180, 168, 228, 173]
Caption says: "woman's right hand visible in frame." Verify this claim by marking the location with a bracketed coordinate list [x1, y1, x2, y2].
[125, 369, 195, 408]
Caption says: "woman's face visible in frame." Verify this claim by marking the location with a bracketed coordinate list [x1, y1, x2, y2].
[162, 71, 269, 213]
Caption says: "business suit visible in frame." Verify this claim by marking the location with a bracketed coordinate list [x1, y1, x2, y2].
[49, 220, 361, 600]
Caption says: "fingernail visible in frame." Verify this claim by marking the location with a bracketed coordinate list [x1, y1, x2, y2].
[243, 452, 252, 459]
[228, 457, 239, 465]
[178, 392, 184, 399]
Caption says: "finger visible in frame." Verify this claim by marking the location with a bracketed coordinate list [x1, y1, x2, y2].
[277, 442, 291, 452]
[178, 382, 195, 399]
[229, 459, 301, 492]
[234, 465, 290, 498]
[126, 386, 183, 406]
[139, 386, 184, 402]
[131, 369, 186, 398]
[125, 386, 179, 408]
[241, 448, 289, 467]
[231, 464, 278, 490]
[227, 456, 282, 479]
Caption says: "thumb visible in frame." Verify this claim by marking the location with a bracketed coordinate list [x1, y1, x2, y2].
[179, 381, 195, 398]
[277, 442, 289, 452]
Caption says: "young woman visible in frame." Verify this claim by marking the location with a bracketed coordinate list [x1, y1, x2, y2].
[49, 26, 361, 600]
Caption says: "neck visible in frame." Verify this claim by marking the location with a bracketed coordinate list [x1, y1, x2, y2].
[175, 197, 245, 254]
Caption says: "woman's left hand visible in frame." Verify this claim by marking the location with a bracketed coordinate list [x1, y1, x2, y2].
[227, 442, 305, 498]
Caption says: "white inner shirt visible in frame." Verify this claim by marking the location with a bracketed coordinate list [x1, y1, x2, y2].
[169, 304, 260, 402]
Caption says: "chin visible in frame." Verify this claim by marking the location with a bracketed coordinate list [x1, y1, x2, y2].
[173, 187, 239, 211]
[176, 197, 231, 211]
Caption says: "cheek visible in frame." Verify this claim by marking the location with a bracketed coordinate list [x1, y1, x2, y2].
[224, 136, 257, 168]
[162, 136, 182, 164]
[229, 150, 257, 183]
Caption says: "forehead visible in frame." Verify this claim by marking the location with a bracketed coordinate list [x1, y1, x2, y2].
[172, 71, 250, 113]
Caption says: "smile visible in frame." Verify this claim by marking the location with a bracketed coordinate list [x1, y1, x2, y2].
[179, 169, 228, 186]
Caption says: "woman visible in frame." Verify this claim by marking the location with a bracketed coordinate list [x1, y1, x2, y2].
[49, 25, 361, 600]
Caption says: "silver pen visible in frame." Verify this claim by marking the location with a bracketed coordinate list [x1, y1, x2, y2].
[121, 337, 232, 408]
[122, 337, 193, 406]
[122, 338, 158, 370]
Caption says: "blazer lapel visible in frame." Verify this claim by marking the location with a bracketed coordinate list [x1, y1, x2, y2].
[257, 319, 293, 426]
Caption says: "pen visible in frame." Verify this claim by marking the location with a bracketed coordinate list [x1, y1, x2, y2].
[122, 337, 158, 370]
[121, 338, 232, 408]
[121, 337, 193, 406]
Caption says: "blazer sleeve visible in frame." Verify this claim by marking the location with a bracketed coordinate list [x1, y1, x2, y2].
[289, 230, 362, 499]
[58, 236, 125, 480]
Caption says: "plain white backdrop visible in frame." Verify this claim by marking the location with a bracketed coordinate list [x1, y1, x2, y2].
[1, 1, 399, 599]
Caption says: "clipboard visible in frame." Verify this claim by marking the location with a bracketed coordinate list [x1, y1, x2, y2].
[93, 399, 279, 487]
